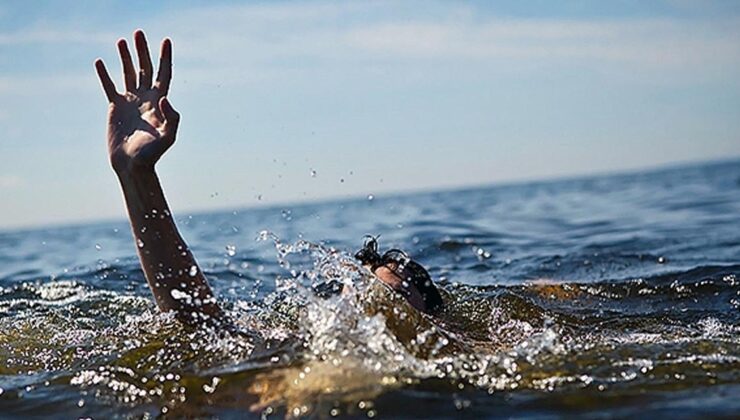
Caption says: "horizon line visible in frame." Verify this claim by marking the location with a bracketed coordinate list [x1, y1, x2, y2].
[2, 154, 737, 235]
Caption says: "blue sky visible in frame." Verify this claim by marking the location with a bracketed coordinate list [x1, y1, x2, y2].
[1, 0, 739, 229]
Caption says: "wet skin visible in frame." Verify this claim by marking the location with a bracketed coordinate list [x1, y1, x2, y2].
[368, 263, 428, 312]
[95, 30, 222, 325]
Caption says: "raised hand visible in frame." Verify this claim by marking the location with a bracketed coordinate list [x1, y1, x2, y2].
[93, 31, 224, 325]
[95, 30, 179, 174]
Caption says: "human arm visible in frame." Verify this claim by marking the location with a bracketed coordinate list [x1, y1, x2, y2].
[94, 30, 223, 325]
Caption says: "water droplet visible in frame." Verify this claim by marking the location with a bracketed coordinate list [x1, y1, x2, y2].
[367, 194, 374, 201]
[78, 399, 85, 408]
[476, 247, 492, 260]
[225, 245, 236, 257]
[0, 387, 3, 395]
[658, 256, 667, 264]
[137, 239, 145, 248]
[189, 265, 198, 276]
[310, 169, 317, 177]
[340, 178, 345, 183]
[95, 243, 102, 251]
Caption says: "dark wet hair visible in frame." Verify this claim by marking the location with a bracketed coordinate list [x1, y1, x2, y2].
[355, 236, 444, 314]
[354, 236, 384, 270]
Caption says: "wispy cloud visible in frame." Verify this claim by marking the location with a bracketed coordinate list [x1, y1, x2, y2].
[149, 2, 740, 83]
[2, 2, 739, 83]
[0, 28, 115, 45]
[0, 74, 91, 95]
[0, 175, 25, 190]
[343, 18, 740, 67]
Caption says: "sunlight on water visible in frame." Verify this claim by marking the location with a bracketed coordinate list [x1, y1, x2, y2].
[1, 233, 738, 417]
[1, 160, 739, 417]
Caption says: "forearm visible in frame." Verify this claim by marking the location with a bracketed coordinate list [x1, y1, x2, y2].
[117, 168, 223, 324]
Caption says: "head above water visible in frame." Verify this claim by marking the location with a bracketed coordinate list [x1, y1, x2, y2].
[354, 235, 384, 269]
[355, 236, 444, 314]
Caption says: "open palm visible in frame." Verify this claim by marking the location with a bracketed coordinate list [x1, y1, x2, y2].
[95, 30, 180, 174]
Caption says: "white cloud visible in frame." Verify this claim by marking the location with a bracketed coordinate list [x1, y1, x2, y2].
[2, 2, 738, 86]
[0, 175, 25, 189]
[150, 2, 740, 81]
[0, 74, 91, 95]
[0, 28, 115, 45]
[342, 18, 740, 67]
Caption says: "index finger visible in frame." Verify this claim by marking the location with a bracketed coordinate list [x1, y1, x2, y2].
[94, 59, 118, 102]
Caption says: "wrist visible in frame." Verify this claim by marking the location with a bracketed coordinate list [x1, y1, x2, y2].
[115, 162, 156, 183]
[116, 164, 160, 200]
[116, 166, 170, 220]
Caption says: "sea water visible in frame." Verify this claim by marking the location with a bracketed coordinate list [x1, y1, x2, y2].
[1, 159, 739, 418]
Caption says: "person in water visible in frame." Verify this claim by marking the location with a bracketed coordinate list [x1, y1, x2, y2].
[93, 30, 443, 326]
[354, 236, 443, 314]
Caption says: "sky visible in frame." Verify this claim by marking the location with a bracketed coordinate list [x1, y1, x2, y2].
[1, 0, 739, 230]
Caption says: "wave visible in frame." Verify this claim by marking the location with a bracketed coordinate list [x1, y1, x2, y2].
[0, 236, 738, 417]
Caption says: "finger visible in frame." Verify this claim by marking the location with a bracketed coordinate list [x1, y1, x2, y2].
[117, 39, 136, 92]
[94, 59, 118, 102]
[159, 97, 181, 139]
[134, 29, 154, 90]
[160, 97, 180, 123]
[155, 38, 172, 95]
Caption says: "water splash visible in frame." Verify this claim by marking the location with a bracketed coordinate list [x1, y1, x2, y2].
[1, 235, 739, 417]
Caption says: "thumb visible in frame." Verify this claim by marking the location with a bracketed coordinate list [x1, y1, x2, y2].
[159, 97, 180, 137]
[159, 97, 180, 123]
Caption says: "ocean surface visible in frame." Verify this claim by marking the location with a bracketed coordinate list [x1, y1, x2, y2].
[1, 159, 739, 418]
